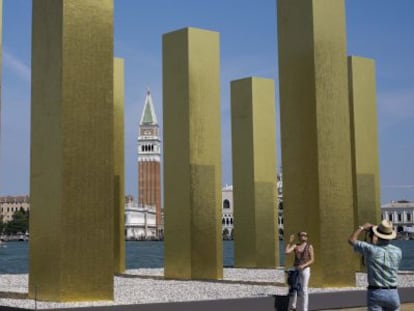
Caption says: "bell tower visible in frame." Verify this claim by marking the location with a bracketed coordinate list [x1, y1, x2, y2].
[138, 89, 162, 237]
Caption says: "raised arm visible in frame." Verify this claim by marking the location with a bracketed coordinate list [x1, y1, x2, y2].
[285, 234, 296, 254]
[348, 222, 373, 245]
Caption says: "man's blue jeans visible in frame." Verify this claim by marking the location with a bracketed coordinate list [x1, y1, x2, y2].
[367, 289, 400, 311]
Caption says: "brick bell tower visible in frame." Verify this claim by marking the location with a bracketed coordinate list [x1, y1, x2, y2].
[138, 89, 162, 237]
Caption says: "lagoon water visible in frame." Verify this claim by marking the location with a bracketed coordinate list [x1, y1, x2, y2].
[1, 240, 413, 274]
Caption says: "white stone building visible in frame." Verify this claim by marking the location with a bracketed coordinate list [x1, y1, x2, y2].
[276, 172, 284, 236]
[381, 200, 414, 238]
[125, 200, 158, 240]
[222, 185, 234, 239]
[0, 195, 30, 222]
[221, 172, 284, 240]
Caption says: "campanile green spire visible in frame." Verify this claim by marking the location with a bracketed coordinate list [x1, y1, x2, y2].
[140, 89, 158, 125]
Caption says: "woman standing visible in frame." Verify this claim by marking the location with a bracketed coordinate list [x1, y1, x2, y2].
[285, 231, 314, 311]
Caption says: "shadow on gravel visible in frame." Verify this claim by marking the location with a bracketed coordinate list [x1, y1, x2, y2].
[0, 291, 28, 300]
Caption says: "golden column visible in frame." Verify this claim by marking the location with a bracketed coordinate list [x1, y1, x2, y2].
[348, 56, 381, 235]
[114, 57, 125, 273]
[163, 27, 223, 280]
[29, 0, 114, 301]
[277, 0, 355, 286]
[231, 77, 278, 268]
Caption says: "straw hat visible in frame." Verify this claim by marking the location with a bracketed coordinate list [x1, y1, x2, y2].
[372, 219, 397, 240]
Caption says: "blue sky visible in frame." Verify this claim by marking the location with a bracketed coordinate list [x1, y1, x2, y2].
[1, 0, 413, 204]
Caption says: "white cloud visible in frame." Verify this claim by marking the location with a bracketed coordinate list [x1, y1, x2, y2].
[3, 49, 31, 82]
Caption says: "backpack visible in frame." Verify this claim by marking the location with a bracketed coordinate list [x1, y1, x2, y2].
[287, 269, 301, 293]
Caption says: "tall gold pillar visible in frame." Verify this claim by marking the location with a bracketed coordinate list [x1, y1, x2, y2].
[231, 77, 278, 268]
[163, 27, 223, 280]
[113, 57, 125, 273]
[348, 56, 381, 234]
[277, 0, 355, 286]
[29, 0, 114, 301]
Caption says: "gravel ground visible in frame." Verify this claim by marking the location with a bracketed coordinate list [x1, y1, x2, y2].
[0, 268, 413, 309]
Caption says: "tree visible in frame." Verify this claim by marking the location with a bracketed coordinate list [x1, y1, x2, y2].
[5, 208, 29, 235]
[0, 214, 5, 235]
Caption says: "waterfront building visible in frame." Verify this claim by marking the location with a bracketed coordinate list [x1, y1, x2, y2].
[4, 191, 413, 241]
[222, 185, 234, 239]
[381, 200, 414, 238]
[124, 198, 157, 240]
[221, 172, 284, 240]
[276, 172, 284, 236]
[137, 89, 162, 237]
[0, 195, 30, 222]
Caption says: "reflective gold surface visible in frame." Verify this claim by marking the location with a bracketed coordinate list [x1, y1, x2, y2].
[231, 77, 278, 268]
[277, 0, 355, 287]
[114, 57, 125, 273]
[163, 28, 223, 280]
[29, 0, 114, 301]
[348, 57, 381, 269]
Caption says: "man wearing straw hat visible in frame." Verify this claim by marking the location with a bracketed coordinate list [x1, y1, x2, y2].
[348, 219, 402, 311]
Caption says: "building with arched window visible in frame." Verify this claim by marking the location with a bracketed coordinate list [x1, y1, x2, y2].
[124, 198, 158, 240]
[0, 195, 30, 223]
[221, 172, 284, 240]
[276, 173, 284, 237]
[137, 89, 162, 237]
[222, 185, 234, 239]
[381, 200, 414, 239]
